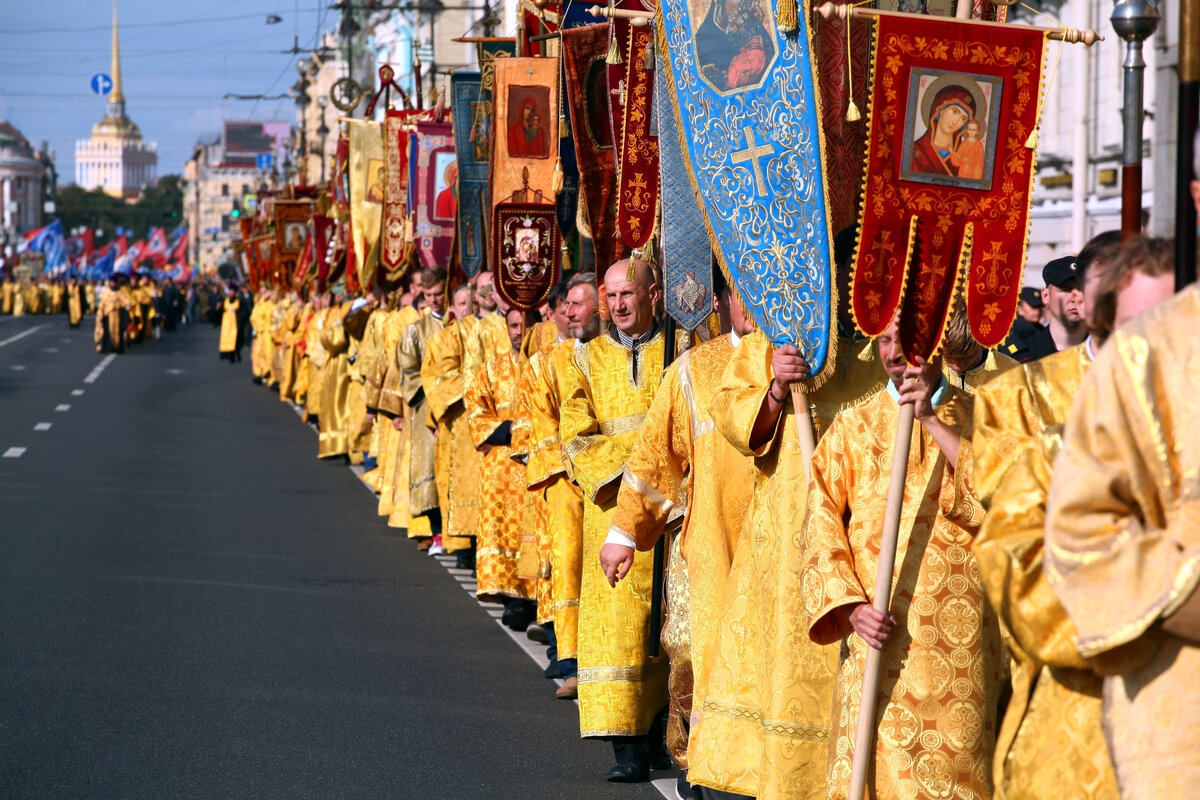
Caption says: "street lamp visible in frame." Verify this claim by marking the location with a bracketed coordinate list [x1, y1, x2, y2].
[417, 0, 446, 104]
[316, 97, 331, 185]
[1112, 0, 1160, 237]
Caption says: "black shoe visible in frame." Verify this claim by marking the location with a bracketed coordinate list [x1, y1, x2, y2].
[543, 661, 560, 679]
[455, 551, 475, 570]
[526, 624, 549, 644]
[650, 752, 673, 771]
[605, 762, 649, 783]
[501, 601, 536, 632]
[675, 776, 702, 799]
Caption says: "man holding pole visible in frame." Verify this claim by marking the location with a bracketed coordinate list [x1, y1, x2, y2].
[800, 316, 1002, 800]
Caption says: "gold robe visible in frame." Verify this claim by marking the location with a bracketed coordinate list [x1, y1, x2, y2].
[219, 298, 240, 354]
[304, 307, 332, 421]
[277, 304, 305, 400]
[560, 330, 671, 738]
[528, 339, 585, 659]
[398, 312, 445, 531]
[250, 298, 276, 379]
[466, 350, 534, 600]
[371, 307, 418, 519]
[85, 283, 97, 313]
[317, 303, 354, 458]
[93, 287, 129, 353]
[269, 300, 291, 386]
[687, 331, 884, 800]
[68, 285, 83, 327]
[944, 348, 1020, 394]
[801, 387, 1001, 800]
[1045, 285, 1200, 799]
[609, 334, 754, 765]
[1, 281, 12, 314]
[513, 350, 554, 620]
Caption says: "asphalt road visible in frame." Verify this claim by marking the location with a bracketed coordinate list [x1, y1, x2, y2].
[0, 314, 668, 800]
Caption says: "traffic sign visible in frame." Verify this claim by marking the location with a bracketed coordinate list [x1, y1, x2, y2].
[256, 153, 274, 170]
[91, 73, 113, 96]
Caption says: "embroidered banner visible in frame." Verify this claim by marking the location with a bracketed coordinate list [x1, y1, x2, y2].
[273, 200, 312, 289]
[313, 213, 336, 292]
[850, 15, 1045, 358]
[656, 60, 712, 331]
[249, 234, 275, 291]
[562, 23, 628, 274]
[382, 110, 416, 287]
[411, 120, 456, 271]
[658, 0, 835, 380]
[617, 25, 659, 248]
[491, 58, 561, 210]
[493, 202, 562, 310]
[348, 119, 384, 291]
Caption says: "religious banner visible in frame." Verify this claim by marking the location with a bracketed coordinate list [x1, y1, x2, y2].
[381, 110, 416, 287]
[562, 24, 628, 275]
[814, 2, 871, 234]
[348, 119, 384, 291]
[452, 72, 490, 276]
[850, 14, 1045, 358]
[249, 234, 275, 291]
[658, 0, 836, 380]
[493, 202, 562, 310]
[656, 60, 712, 331]
[313, 213, 336, 292]
[490, 58, 560, 212]
[273, 200, 312, 288]
[607, 0, 653, 155]
[616, 25, 659, 248]
[410, 120, 456, 271]
[292, 226, 315, 290]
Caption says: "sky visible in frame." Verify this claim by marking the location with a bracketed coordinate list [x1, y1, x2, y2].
[0, 1, 333, 185]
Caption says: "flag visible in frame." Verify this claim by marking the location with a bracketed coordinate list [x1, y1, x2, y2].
[20, 219, 67, 272]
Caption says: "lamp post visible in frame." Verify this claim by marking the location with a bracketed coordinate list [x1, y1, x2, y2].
[291, 59, 312, 184]
[316, 97, 331, 186]
[1112, 0, 1160, 238]
[417, 0, 446, 104]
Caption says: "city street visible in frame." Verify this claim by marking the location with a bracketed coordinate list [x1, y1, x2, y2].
[0, 315, 668, 799]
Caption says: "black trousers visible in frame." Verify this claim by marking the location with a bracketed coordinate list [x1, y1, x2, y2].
[610, 704, 668, 765]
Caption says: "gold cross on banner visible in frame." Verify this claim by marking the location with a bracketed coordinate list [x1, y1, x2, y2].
[628, 171, 648, 198]
[523, 63, 537, 80]
[610, 79, 626, 106]
[730, 126, 773, 196]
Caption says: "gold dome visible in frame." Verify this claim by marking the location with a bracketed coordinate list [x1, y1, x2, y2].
[91, 116, 142, 139]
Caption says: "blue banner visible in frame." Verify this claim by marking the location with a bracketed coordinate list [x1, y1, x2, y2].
[451, 71, 488, 277]
[658, 0, 835, 378]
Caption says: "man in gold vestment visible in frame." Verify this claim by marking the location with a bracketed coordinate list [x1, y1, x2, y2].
[526, 273, 600, 700]
[317, 298, 357, 459]
[940, 304, 1019, 393]
[67, 278, 84, 328]
[250, 289, 276, 382]
[559, 258, 671, 782]
[600, 280, 756, 794]
[368, 293, 422, 520]
[303, 294, 331, 424]
[1046, 281, 1200, 800]
[94, 277, 131, 354]
[801, 319, 1001, 800]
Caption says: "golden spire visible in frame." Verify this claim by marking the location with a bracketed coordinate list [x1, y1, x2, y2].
[110, 0, 124, 104]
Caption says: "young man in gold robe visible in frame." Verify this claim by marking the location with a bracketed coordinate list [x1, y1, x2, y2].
[940, 302, 1019, 393]
[67, 279, 84, 328]
[316, 297, 357, 460]
[94, 277, 130, 354]
[1045, 278, 1200, 800]
[302, 294, 331, 425]
[368, 290, 423, 520]
[600, 276, 756, 799]
[800, 317, 1002, 800]
[250, 289, 276, 383]
[218, 288, 242, 362]
[559, 257, 671, 782]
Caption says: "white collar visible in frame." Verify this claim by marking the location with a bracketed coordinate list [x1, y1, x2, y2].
[730, 330, 742, 349]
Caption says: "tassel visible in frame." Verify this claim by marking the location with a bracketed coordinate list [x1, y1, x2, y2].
[846, 99, 862, 122]
[643, 39, 656, 71]
[605, 24, 623, 64]
[404, 214, 414, 241]
[1025, 127, 1039, 150]
[776, 0, 798, 34]
[560, 114, 569, 139]
[552, 158, 565, 194]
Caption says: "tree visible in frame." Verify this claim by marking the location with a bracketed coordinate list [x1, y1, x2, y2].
[54, 174, 184, 244]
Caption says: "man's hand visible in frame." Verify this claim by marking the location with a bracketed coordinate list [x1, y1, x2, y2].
[846, 603, 896, 650]
[897, 356, 941, 421]
[365, 412, 377, 425]
[600, 543, 635, 588]
[391, 417, 404, 431]
[770, 345, 811, 395]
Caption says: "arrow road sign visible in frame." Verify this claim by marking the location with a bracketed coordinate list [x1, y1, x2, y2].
[91, 73, 113, 96]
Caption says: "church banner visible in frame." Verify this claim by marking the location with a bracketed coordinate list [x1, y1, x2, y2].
[658, 0, 836, 380]
[616, 25, 659, 248]
[493, 202, 561, 310]
[491, 58, 561, 209]
[562, 24, 628, 276]
[657, 60, 712, 332]
[273, 199, 312, 289]
[849, 14, 1045, 358]
[382, 110, 418, 288]
[411, 120, 456, 271]
[452, 72, 490, 276]
[348, 119, 384, 291]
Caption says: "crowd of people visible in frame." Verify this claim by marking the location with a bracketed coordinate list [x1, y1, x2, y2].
[231, 223, 1189, 800]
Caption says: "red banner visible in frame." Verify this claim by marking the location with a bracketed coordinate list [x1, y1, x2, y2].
[493, 202, 561, 311]
[850, 14, 1045, 359]
[616, 25, 658, 248]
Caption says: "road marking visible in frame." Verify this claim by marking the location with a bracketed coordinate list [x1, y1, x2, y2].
[42, 347, 59, 353]
[11, 365, 25, 371]
[34, 423, 51, 431]
[83, 353, 117, 384]
[55, 404, 70, 412]
[71, 389, 84, 396]
[0, 325, 45, 349]
[166, 368, 184, 375]
[3, 447, 26, 458]
[62, 338, 73, 344]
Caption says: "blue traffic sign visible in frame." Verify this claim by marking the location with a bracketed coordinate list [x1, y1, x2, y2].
[91, 73, 113, 96]
[256, 153, 274, 170]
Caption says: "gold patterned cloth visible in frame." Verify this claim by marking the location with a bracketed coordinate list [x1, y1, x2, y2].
[686, 331, 882, 800]
[560, 330, 670, 737]
[398, 312, 445, 521]
[801, 387, 1002, 800]
[527, 341, 585, 657]
[466, 350, 535, 600]
[513, 347, 554, 620]
[348, 119, 384, 290]
[317, 303, 355, 458]
[219, 298, 240, 354]
[943, 348, 1020, 395]
[304, 306, 332, 420]
[68, 284, 83, 327]
[609, 334, 754, 765]
[250, 297, 275, 380]
[1045, 285, 1200, 799]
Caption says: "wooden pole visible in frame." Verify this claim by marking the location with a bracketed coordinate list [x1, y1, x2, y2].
[845, 402, 915, 800]
[648, 314, 678, 659]
[814, 3, 1103, 44]
[789, 386, 816, 480]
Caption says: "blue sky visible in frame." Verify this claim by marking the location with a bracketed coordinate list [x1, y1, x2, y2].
[0, 1, 331, 185]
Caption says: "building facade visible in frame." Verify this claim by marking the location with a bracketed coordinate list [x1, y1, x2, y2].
[0, 121, 54, 256]
[183, 139, 273, 276]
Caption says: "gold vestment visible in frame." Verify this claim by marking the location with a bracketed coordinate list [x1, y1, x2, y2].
[397, 312, 445, 529]
[317, 303, 354, 458]
[219, 298, 240, 354]
[944, 348, 1020, 394]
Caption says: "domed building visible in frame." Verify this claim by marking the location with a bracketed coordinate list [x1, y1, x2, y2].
[75, 5, 157, 200]
[0, 120, 53, 250]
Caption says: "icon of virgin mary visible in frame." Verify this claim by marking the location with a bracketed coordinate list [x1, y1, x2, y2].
[694, 0, 775, 91]
[910, 85, 977, 178]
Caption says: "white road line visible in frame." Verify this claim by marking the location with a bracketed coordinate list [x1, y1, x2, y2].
[33, 423, 51, 431]
[11, 365, 26, 371]
[83, 353, 117, 384]
[166, 369, 184, 375]
[3, 447, 26, 458]
[0, 325, 45, 349]
[55, 404, 70, 412]
[71, 389, 84, 396]
[42, 347, 59, 353]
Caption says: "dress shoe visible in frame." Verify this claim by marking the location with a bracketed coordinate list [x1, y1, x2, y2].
[675, 776, 702, 799]
[526, 624, 549, 644]
[604, 760, 648, 783]
[543, 661, 560, 679]
[555, 674, 578, 700]
[650, 751, 674, 771]
[501, 601, 536, 632]
[416, 538, 433, 552]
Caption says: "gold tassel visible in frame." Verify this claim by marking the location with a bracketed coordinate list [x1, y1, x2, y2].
[643, 40, 655, 71]
[404, 214, 414, 241]
[552, 158, 565, 194]
[776, 0, 798, 34]
[846, 100, 862, 122]
[1025, 128, 1039, 150]
[605, 24, 623, 64]
[559, 114, 569, 139]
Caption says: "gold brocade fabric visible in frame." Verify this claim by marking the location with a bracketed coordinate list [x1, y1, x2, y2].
[801, 388, 1001, 800]
[943, 348, 1020, 395]
[560, 332, 670, 738]
[513, 353, 550, 612]
[521, 320, 559, 361]
[467, 351, 534, 600]
[688, 329, 857, 800]
[348, 119, 384, 290]
[356, 308, 389, 412]
[973, 430, 1117, 800]
[269, 300, 290, 386]
[68, 286, 83, 326]
[0, 282, 12, 314]
[93, 288, 129, 352]
[972, 342, 1090, 508]
[304, 307, 331, 419]
[1045, 286, 1200, 798]
[610, 335, 755, 766]
[398, 312, 445, 520]
[250, 299, 275, 380]
[317, 303, 354, 458]
[219, 298, 240, 353]
[278, 305, 305, 401]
